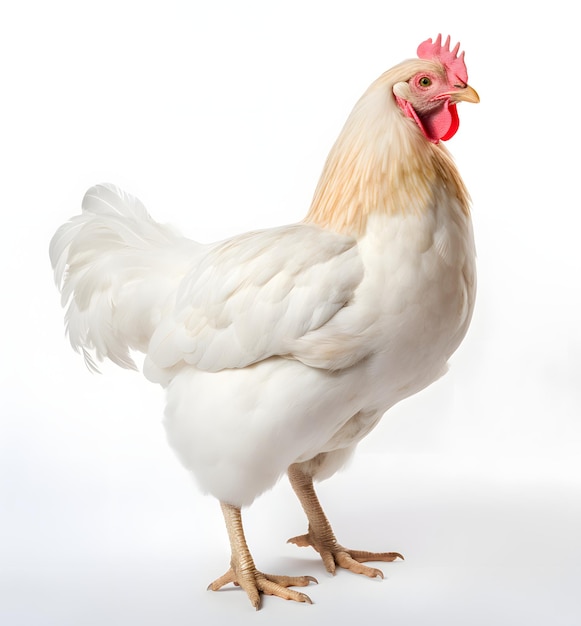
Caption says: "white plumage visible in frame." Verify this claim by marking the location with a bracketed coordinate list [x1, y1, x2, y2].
[50, 36, 479, 608]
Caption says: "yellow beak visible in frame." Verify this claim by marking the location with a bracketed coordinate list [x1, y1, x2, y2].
[449, 84, 480, 104]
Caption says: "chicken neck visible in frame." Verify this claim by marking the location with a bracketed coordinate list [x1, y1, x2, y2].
[303, 66, 470, 238]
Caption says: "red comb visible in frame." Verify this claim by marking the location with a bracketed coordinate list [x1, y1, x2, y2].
[417, 34, 468, 84]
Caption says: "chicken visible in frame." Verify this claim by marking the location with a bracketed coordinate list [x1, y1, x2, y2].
[50, 35, 479, 609]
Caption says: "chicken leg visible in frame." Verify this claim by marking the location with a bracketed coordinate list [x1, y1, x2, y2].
[287, 463, 403, 577]
[207, 502, 317, 609]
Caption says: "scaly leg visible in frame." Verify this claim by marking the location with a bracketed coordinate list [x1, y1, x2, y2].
[287, 463, 403, 578]
[207, 502, 317, 609]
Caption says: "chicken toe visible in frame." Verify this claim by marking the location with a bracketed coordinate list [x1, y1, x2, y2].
[208, 567, 316, 609]
[288, 463, 403, 577]
[288, 531, 403, 577]
[211, 501, 317, 609]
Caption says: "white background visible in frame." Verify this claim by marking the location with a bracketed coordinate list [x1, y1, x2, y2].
[1, 1, 580, 624]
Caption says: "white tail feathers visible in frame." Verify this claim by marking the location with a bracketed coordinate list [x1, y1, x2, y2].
[50, 184, 198, 372]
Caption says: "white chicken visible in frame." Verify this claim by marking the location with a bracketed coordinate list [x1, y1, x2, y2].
[50, 35, 479, 609]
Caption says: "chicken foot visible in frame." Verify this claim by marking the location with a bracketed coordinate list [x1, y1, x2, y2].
[287, 463, 403, 578]
[208, 502, 317, 609]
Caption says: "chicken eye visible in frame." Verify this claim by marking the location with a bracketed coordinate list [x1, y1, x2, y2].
[418, 76, 432, 87]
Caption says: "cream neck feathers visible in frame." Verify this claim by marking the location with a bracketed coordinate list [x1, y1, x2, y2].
[304, 61, 470, 237]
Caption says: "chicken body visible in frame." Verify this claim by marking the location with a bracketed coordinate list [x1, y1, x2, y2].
[163, 203, 475, 507]
[51, 36, 478, 608]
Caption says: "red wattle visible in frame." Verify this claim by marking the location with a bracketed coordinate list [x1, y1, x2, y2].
[395, 96, 460, 143]
[423, 100, 459, 142]
[440, 103, 459, 141]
